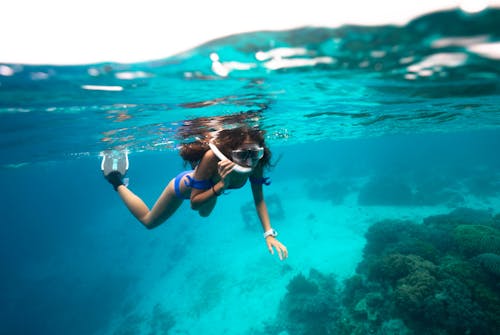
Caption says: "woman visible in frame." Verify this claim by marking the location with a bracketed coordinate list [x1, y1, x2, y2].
[104, 126, 288, 260]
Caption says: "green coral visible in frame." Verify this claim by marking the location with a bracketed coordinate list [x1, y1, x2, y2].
[279, 270, 339, 335]
[473, 253, 500, 278]
[471, 281, 500, 327]
[286, 273, 319, 296]
[453, 224, 500, 257]
[368, 253, 437, 284]
[261, 209, 500, 335]
[353, 292, 384, 322]
[439, 256, 478, 285]
[379, 319, 414, 335]
[393, 270, 438, 316]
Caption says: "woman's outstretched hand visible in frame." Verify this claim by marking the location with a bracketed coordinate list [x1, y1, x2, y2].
[266, 237, 288, 260]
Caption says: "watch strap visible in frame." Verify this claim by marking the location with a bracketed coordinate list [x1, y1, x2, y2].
[263, 229, 278, 239]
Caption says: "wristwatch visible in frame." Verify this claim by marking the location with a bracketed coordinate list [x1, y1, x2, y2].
[263, 228, 278, 239]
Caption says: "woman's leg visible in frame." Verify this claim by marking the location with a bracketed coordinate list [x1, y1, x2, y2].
[116, 179, 184, 229]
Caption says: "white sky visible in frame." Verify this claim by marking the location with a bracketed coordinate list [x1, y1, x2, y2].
[0, 0, 498, 64]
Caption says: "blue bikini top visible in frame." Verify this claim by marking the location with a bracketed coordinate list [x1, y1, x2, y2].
[249, 176, 271, 186]
[185, 175, 215, 190]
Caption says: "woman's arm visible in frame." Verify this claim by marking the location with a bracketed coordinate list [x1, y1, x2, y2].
[251, 168, 288, 260]
[190, 150, 233, 212]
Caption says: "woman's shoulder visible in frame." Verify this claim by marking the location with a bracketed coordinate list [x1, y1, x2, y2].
[197, 149, 219, 172]
[202, 148, 217, 163]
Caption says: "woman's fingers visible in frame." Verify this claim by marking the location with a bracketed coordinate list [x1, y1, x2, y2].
[277, 245, 285, 260]
[218, 160, 235, 176]
[277, 242, 288, 260]
[268, 244, 274, 255]
[280, 245, 288, 259]
[268, 239, 288, 260]
[220, 159, 234, 168]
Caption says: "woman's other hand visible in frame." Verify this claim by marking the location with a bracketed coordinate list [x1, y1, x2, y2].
[217, 159, 235, 187]
[265, 237, 288, 260]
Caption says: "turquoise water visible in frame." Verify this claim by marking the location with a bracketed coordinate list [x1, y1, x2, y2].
[1, 8, 500, 335]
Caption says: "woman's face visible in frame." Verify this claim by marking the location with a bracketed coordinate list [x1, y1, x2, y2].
[231, 138, 264, 168]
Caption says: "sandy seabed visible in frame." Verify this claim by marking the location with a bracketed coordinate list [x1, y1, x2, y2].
[100, 175, 500, 335]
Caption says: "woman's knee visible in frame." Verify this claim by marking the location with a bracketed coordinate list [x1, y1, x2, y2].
[140, 213, 160, 230]
[197, 207, 213, 217]
[140, 219, 155, 230]
[143, 222, 157, 230]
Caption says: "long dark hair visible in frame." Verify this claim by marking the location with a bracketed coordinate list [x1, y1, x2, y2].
[179, 126, 271, 169]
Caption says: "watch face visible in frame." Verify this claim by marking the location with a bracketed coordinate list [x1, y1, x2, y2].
[264, 229, 278, 238]
[267, 229, 277, 237]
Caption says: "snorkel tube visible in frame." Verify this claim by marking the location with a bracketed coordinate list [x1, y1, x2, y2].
[208, 141, 252, 173]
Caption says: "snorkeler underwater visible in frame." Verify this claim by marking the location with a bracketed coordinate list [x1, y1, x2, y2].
[1, 5, 500, 335]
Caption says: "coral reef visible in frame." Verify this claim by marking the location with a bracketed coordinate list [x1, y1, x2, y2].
[473, 253, 500, 278]
[260, 208, 500, 335]
[271, 269, 340, 335]
[453, 224, 500, 257]
[378, 319, 413, 335]
[367, 253, 438, 285]
[344, 208, 500, 335]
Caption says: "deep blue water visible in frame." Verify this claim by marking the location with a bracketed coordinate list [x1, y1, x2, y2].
[1, 8, 500, 335]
